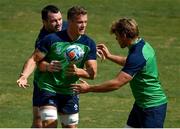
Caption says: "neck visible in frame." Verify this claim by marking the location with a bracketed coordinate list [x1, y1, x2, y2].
[67, 28, 81, 41]
[127, 37, 140, 49]
[131, 37, 140, 45]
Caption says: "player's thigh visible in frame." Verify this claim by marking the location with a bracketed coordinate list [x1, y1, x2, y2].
[143, 103, 167, 128]
[126, 103, 142, 128]
[40, 105, 58, 120]
[40, 105, 58, 128]
[32, 106, 42, 128]
[57, 94, 79, 114]
[32, 81, 42, 126]
[38, 89, 58, 120]
[38, 89, 58, 127]
[33, 106, 41, 118]
[32, 81, 41, 107]
[57, 94, 79, 127]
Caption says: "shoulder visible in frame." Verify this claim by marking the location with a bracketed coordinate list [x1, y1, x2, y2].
[37, 32, 61, 47]
[62, 21, 68, 30]
[122, 40, 146, 76]
[79, 35, 96, 51]
[131, 39, 155, 61]
[35, 27, 49, 46]
[80, 34, 96, 44]
[142, 42, 155, 60]
[43, 32, 62, 42]
[127, 39, 146, 65]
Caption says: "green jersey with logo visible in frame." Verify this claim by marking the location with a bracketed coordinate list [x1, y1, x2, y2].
[122, 38, 167, 108]
[35, 30, 97, 94]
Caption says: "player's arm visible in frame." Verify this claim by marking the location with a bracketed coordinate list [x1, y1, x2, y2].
[17, 49, 45, 88]
[97, 44, 126, 66]
[33, 49, 46, 62]
[38, 60, 61, 72]
[67, 60, 97, 80]
[79, 59, 97, 79]
[17, 53, 36, 88]
[71, 71, 132, 93]
[108, 54, 126, 66]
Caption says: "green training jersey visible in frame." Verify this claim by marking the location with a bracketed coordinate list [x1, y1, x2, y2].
[122, 38, 167, 108]
[35, 30, 97, 94]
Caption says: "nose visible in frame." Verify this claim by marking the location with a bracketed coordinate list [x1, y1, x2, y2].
[82, 21, 87, 28]
[57, 20, 61, 25]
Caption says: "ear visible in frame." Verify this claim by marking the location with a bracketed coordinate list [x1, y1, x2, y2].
[42, 20, 47, 26]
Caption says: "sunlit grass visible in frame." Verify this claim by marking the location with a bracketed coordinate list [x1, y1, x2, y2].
[0, 0, 180, 127]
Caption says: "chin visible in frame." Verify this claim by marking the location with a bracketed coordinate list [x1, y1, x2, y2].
[79, 30, 85, 34]
[56, 27, 62, 31]
[79, 31, 85, 35]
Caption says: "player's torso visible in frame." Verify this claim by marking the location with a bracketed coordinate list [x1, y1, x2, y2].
[37, 31, 95, 94]
[129, 40, 167, 108]
[34, 21, 68, 81]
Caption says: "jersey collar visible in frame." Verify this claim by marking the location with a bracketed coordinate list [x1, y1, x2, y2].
[65, 30, 82, 43]
[128, 37, 142, 50]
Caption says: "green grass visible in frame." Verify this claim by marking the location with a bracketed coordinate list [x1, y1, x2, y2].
[0, 0, 180, 127]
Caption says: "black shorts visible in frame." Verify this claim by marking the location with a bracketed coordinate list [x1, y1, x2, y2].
[127, 102, 167, 128]
[38, 88, 79, 114]
[32, 81, 41, 106]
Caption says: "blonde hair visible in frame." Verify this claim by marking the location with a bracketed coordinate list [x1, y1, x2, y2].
[110, 18, 139, 39]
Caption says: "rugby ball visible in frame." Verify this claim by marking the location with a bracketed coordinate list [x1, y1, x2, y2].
[65, 45, 84, 63]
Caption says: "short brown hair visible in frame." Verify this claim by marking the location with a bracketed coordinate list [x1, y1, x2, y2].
[110, 18, 139, 39]
[67, 5, 87, 20]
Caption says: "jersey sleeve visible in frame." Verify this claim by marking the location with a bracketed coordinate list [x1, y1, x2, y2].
[35, 37, 43, 49]
[86, 39, 97, 60]
[62, 21, 68, 31]
[36, 35, 52, 55]
[34, 32, 44, 49]
[122, 52, 146, 77]
[34, 27, 49, 49]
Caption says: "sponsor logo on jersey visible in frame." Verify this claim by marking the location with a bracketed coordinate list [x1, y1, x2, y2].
[55, 47, 62, 55]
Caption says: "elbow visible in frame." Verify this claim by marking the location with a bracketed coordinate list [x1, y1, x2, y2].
[89, 73, 96, 80]
[89, 70, 97, 80]
[92, 75, 96, 80]
[111, 81, 121, 90]
[37, 61, 48, 72]
[85, 64, 97, 80]
[37, 63, 44, 72]
[114, 85, 121, 90]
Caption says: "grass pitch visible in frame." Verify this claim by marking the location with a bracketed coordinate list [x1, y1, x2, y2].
[0, 0, 180, 127]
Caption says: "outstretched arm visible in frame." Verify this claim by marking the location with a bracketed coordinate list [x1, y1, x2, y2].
[17, 49, 45, 88]
[97, 44, 126, 66]
[71, 71, 132, 93]
[17, 53, 36, 88]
